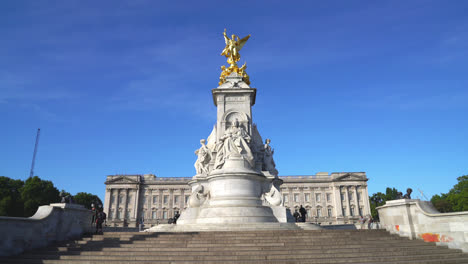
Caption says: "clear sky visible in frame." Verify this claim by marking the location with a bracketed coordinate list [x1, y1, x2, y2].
[1, 1, 467, 202]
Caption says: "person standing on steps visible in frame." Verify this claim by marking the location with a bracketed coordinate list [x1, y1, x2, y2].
[95, 209, 105, 234]
[293, 210, 300, 222]
[299, 205, 307, 222]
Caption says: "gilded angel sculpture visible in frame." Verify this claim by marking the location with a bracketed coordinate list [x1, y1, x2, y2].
[219, 29, 251, 85]
[221, 29, 250, 66]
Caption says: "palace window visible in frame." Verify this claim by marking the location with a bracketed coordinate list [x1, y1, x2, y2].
[316, 208, 322, 217]
[109, 209, 114, 219]
[294, 194, 299, 202]
[153, 196, 158, 204]
[283, 194, 289, 203]
[349, 192, 354, 201]
[327, 208, 332, 217]
[350, 207, 355, 216]
[341, 193, 345, 201]
[119, 195, 124, 204]
[117, 209, 122, 219]
[315, 193, 321, 202]
[304, 193, 310, 202]
[342, 207, 346, 217]
[127, 195, 132, 205]
[163, 195, 169, 204]
[326, 193, 331, 202]
[359, 207, 363, 216]
[174, 195, 180, 204]
[162, 211, 168, 219]
[152, 210, 157, 219]
[358, 192, 362, 201]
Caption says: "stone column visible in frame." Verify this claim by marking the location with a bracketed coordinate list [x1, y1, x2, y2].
[354, 185, 360, 216]
[159, 189, 163, 219]
[123, 189, 129, 220]
[332, 185, 341, 217]
[104, 188, 111, 218]
[363, 184, 371, 216]
[134, 186, 140, 219]
[345, 186, 351, 216]
[115, 189, 120, 219]
[299, 187, 304, 204]
[181, 188, 185, 208]
[169, 188, 174, 218]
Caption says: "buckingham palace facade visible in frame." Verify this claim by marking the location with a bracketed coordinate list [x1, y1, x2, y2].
[104, 172, 371, 227]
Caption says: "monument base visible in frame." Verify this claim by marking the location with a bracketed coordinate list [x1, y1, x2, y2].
[144, 222, 303, 232]
[177, 205, 294, 225]
[178, 164, 294, 225]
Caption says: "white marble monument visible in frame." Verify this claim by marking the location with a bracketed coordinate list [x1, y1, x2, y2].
[177, 73, 290, 225]
[173, 30, 293, 227]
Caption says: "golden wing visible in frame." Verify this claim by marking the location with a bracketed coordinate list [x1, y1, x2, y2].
[238, 34, 251, 50]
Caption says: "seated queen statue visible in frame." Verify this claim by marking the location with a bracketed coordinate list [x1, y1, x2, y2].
[215, 119, 254, 169]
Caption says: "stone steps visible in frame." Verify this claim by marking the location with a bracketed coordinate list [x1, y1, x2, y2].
[25, 246, 452, 256]
[43, 242, 438, 253]
[10, 252, 468, 262]
[2, 230, 468, 264]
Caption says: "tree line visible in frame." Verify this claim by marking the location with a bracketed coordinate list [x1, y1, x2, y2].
[0, 176, 102, 217]
[369, 175, 467, 219]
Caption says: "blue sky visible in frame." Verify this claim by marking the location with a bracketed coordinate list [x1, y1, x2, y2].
[1, 1, 467, 202]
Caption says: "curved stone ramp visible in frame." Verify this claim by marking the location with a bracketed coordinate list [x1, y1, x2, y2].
[2, 229, 468, 264]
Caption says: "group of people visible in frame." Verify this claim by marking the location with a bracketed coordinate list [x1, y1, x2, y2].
[359, 215, 379, 229]
[293, 205, 308, 222]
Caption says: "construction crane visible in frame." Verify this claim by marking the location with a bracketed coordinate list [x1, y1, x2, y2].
[418, 188, 429, 201]
[29, 128, 41, 178]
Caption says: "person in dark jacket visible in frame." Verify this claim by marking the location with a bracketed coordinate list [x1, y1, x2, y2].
[299, 205, 307, 222]
[293, 210, 300, 222]
[95, 210, 105, 234]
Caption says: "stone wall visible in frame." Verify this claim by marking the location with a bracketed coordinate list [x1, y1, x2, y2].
[0, 203, 93, 256]
[377, 199, 468, 252]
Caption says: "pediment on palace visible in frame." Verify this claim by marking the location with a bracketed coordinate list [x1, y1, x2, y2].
[106, 176, 139, 185]
[333, 173, 366, 182]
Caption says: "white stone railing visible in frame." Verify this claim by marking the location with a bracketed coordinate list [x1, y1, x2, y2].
[377, 199, 468, 252]
[0, 203, 93, 256]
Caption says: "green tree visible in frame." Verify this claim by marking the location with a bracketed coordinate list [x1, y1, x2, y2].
[431, 175, 468, 213]
[369, 192, 386, 220]
[0, 176, 25, 216]
[20, 176, 60, 217]
[73, 192, 103, 210]
[369, 187, 405, 220]
[385, 187, 400, 201]
[430, 193, 452, 212]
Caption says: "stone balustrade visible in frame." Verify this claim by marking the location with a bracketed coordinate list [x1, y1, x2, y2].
[0, 203, 93, 256]
[377, 199, 468, 252]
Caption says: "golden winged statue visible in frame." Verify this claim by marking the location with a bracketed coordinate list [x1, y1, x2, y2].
[219, 29, 251, 85]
